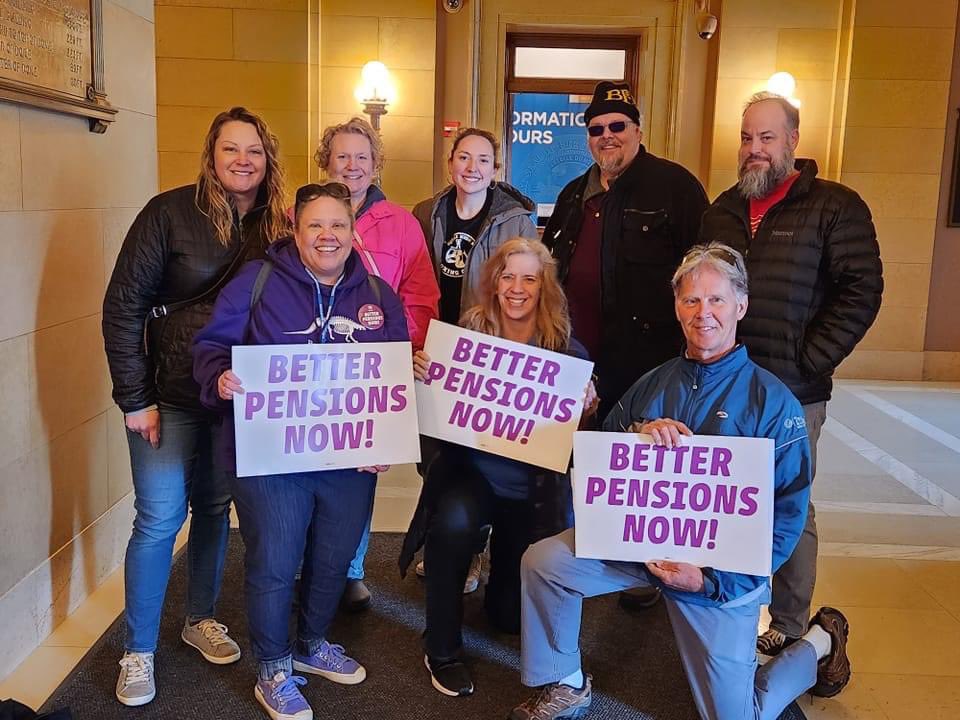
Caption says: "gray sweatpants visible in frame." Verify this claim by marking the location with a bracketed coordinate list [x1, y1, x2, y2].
[520, 530, 819, 720]
[770, 401, 827, 637]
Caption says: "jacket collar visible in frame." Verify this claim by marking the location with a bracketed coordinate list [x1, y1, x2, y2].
[356, 185, 387, 219]
[678, 344, 750, 380]
[716, 158, 819, 213]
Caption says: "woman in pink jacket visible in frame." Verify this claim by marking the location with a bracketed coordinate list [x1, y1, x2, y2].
[316, 116, 440, 611]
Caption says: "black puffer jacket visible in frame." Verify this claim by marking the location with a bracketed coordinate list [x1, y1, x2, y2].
[102, 185, 269, 413]
[544, 145, 707, 414]
[700, 159, 883, 404]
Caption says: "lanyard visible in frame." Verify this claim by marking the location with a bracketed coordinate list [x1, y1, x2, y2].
[304, 267, 343, 342]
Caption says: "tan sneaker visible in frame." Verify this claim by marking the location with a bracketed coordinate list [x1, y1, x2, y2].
[509, 675, 592, 720]
[116, 651, 155, 706]
[181, 618, 241, 664]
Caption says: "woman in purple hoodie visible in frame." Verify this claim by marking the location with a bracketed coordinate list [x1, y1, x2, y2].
[193, 182, 408, 720]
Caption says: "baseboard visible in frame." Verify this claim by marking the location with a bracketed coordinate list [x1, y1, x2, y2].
[0, 493, 135, 682]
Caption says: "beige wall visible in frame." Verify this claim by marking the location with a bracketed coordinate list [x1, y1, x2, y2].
[155, 0, 311, 199]
[320, 0, 436, 208]
[835, 1, 958, 380]
[707, 0, 843, 198]
[0, 0, 158, 682]
[924, 3, 960, 379]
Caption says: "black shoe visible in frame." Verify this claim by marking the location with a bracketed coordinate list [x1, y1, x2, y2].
[424, 654, 474, 697]
[618, 587, 662, 611]
[340, 579, 372, 613]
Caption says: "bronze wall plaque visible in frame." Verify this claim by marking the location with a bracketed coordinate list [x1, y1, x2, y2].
[0, 0, 116, 132]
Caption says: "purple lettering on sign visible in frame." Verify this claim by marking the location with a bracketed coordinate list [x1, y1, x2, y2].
[268, 355, 288, 383]
[585, 476, 606, 504]
[245, 391, 266, 420]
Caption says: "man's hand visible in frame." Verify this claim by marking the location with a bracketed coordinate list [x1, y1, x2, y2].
[126, 408, 160, 449]
[358, 465, 390, 473]
[631, 418, 693, 448]
[645, 560, 704, 593]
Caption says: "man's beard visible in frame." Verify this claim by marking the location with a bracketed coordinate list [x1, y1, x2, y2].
[737, 148, 794, 199]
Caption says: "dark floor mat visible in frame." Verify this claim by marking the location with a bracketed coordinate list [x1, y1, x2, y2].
[42, 531, 806, 719]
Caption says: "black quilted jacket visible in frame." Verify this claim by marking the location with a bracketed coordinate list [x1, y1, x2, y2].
[102, 185, 269, 413]
[700, 159, 883, 405]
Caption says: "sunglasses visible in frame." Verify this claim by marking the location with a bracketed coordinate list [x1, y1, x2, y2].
[295, 182, 351, 204]
[587, 120, 635, 137]
[683, 247, 742, 268]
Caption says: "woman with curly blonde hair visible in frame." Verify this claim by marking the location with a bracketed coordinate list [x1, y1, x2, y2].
[401, 237, 598, 698]
[103, 106, 290, 707]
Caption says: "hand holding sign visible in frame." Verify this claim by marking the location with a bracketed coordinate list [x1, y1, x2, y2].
[645, 561, 705, 593]
[635, 418, 693, 448]
[218, 369, 244, 400]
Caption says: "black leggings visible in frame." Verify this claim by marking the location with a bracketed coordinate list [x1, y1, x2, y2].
[423, 470, 532, 660]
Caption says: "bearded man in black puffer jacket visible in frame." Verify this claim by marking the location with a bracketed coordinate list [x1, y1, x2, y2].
[700, 91, 883, 658]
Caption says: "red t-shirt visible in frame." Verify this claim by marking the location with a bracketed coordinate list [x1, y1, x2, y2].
[565, 193, 604, 360]
[749, 172, 800, 236]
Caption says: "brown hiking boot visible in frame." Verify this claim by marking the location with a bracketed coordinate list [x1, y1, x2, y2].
[509, 675, 592, 720]
[810, 606, 851, 698]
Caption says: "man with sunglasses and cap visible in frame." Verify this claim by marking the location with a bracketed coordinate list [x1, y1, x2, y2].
[507, 243, 852, 720]
[700, 92, 883, 660]
[544, 80, 708, 611]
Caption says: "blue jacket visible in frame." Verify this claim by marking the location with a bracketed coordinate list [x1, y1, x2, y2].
[603, 345, 811, 607]
[193, 238, 409, 469]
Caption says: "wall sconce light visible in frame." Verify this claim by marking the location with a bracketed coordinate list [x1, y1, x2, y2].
[767, 72, 801, 109]
[355, 61, 394, 131]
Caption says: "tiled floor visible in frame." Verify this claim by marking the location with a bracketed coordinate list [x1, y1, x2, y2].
[1, 380, 958, 719]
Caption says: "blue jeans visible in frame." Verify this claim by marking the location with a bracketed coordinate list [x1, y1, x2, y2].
[520, 530, 818, 719]
[123, 406, 232, 653]
[231, 469, 375, 679]
[347, 511, 373, 581]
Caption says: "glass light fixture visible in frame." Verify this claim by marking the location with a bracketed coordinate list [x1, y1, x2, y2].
[355, 61, 394, 130]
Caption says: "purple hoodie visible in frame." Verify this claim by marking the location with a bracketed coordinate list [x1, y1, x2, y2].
[193, 237, 409, 418]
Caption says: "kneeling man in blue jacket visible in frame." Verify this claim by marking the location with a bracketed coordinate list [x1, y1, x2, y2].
[509, 243, 851, 720]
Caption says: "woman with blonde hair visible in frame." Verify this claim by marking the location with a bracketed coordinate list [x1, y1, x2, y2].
[103, 106, 290, 707]
[316, 116, 440, 611]
[400, 238, 598, 698]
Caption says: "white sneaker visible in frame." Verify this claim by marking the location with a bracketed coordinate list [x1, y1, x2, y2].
[116, 651, 156, 706]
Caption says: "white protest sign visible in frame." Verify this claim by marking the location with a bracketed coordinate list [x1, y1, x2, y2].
[572, 432, 774, 576]
[415, 321, 594, 472]
[231, 342, 420, 477]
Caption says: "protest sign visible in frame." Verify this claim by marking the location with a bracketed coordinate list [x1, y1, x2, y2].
[415, 321, 594, 472]
[231, 342, 420, 477]
[572, 432, 774, 576]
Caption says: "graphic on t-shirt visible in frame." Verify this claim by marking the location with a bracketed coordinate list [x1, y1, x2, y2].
[441, 231, 479, 278]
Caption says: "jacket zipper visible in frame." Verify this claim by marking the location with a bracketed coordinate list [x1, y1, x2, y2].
[680, 363, 703, 427]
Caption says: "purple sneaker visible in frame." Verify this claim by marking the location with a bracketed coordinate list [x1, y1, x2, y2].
[254, 673, 312, 720]
[293, 640, 366, 685]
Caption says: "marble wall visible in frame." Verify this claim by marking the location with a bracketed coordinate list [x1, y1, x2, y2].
[0, 0, 158, 682]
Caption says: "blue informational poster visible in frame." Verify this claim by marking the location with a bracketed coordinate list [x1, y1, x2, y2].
[508, 93, 594, 224]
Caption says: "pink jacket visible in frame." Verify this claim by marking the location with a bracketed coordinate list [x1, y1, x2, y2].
[353, 199, 439, 350]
